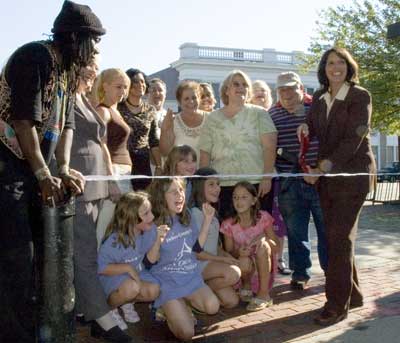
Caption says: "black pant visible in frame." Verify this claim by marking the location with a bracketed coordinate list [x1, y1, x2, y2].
[0, 144, 36, 342]
[130, 149, 152, 191]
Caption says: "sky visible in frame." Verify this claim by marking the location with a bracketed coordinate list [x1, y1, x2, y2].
[0, 0, 350, 75]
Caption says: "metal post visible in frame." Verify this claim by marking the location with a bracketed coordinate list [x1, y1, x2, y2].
[37, 196, 76, 343]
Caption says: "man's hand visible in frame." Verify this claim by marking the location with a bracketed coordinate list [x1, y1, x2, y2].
[303, 166, 321, 185]
[297, 123, 309, 142]
[258, 178, 272, 198]
[39, 176, 64, 206]
[61, 168, 85, 195]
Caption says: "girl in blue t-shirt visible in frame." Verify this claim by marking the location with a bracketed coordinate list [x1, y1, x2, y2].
[98, 192, 169, 330]
[146, 177, 220, 341]
[190, 167, 241, 309]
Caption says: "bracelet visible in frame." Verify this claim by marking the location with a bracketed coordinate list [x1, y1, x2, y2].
[34, 166, 51, 181]
[58, 164, 70, 176]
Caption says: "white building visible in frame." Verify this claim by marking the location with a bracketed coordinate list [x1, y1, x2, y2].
[149, 42, 398, 169]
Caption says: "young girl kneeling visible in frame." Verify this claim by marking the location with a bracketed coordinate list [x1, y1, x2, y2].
[221, 181, 279, 311]
[98, 192, 168, 330]
[147, 177, 220, 341]
[190, 167, 241, 308]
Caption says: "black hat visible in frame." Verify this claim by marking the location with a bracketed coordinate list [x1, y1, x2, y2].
[52, 1, 106, 36]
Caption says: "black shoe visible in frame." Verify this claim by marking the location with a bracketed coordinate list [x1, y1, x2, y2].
[314, 308, 347, 326]
[349, 300, 364, 309]
[76, 314, 90, 326]
[290, 279, 308, 290]
[91, 321, 133, 342]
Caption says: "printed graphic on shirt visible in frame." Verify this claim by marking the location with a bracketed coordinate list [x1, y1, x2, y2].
[161, 236, 197, 274]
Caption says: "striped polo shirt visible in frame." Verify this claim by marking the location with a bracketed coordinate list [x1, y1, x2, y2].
[269, 100, 319, 173]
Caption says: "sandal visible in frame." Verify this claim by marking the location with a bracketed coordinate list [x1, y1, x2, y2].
[239, 289, 253, 302]
[246, 297, 273, 311]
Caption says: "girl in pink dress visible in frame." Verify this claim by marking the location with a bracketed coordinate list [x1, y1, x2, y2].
[220, 181, 279, 311]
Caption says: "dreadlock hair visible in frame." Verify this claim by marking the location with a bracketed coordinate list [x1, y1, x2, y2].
[52, 31, 100, 95]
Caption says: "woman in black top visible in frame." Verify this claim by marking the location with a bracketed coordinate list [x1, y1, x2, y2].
[118, 68, 162, 190]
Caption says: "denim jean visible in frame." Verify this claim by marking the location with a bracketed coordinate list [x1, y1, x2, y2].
[278, 178, 328, 281]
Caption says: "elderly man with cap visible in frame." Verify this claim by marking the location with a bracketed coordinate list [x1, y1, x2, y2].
[0, 2, 131, 342]
[269, 72, 328, 290]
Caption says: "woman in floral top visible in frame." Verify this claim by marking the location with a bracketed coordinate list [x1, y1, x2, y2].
[159, 80, 207, 166]
[198, 70, 277, 220]
[118, 68, 162, 190]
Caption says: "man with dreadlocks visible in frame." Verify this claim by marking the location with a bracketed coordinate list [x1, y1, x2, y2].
[0, 2, 131, 342]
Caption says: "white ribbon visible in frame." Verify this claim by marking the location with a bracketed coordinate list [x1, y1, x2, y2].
[84, 172, 400, 182]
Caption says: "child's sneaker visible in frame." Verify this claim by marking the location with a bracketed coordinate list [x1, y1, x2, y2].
[110, 309, 128, 330]
[121, 303, 140, 323]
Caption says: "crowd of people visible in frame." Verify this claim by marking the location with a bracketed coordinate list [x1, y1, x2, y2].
[0, 1, 377, 342]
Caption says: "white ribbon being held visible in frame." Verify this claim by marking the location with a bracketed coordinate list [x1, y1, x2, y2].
[84, 172, 400, 182]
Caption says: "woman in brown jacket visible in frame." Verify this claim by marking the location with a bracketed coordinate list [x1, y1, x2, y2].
[298, 47, 376, 326]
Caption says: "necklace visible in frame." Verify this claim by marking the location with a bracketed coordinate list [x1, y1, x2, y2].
[127, 99, 142, 108]
[126, 100, 145, 115]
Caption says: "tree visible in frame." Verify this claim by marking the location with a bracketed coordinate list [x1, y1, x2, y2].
[303, 0, 400, 134]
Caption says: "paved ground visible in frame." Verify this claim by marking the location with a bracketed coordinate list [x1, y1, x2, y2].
[77, 203, 400, 342]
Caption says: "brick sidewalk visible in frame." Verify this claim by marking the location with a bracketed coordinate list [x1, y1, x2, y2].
[77, 204, 400, 342]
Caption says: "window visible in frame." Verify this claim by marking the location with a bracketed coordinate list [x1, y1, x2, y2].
[386, 146, 395, 166]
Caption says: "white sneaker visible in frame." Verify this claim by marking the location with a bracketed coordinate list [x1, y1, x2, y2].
[121, 303, 140, 323]
[110, 309, 128, 330]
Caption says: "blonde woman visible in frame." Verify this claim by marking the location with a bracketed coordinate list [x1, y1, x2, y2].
[250, 80, 273, 110]
[199, 83, 217, 112]
[93, 68, 132, 247]
[199, 70, 277, 220]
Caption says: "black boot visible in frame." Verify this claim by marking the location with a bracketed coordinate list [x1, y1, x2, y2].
[91, 321, 133, 342]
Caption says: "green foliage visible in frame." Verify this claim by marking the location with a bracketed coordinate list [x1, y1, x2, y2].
[304, 0, 400, 134]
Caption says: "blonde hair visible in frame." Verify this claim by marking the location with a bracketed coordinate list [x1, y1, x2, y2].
[199, 83, 217, 111]
[251, 80, 273, 110]
[220, 70, 253, 106]
[91, 68, 131, 106]
[148, 177, 191, 227]
[102, 192, 149, 248]
[175, 80, 201, 104]
[163, 145, 197, 176]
